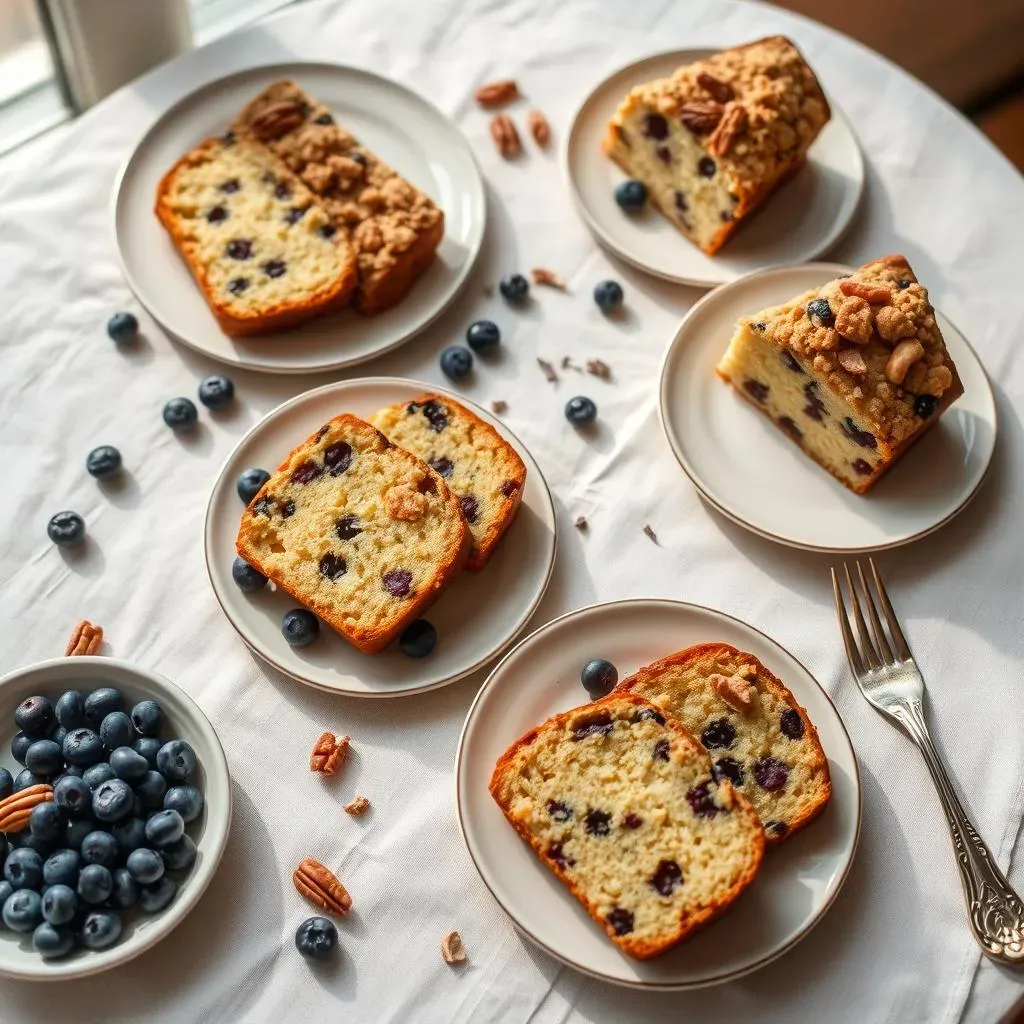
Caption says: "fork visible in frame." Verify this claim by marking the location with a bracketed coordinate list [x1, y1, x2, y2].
[832, 559, 1024, 964]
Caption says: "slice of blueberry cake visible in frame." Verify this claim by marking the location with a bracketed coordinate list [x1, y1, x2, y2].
[155, 133, 357, 335]
[489, 692, 764, 959]
[603, 36, 830, 254]
[368, 394, 526, 571]
[716, 255, 964, 493]
[618, 643, 831, 842]
[236, 414, 469, 654]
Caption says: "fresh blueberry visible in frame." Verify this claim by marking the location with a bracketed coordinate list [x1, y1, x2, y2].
[399, 619, 437, 659]
[56, 765, 83, 780]
[80, 830, 119, 868]
[145, 809, 184, 848]
[499, 274, 530, 304]
[606, 907, 634, 935]
[78, 864, 114, 905]
[126, 848, 165, 885]
[466, 320, 500, 353]
[914, 394, 939, 418]
[92, 779, 134, 823]
[14, 769, 47, 792]
[111, 817, 147, 856]
[712, 757, 745, 787]
[686, 781, 722, 818]
[237, 468, 271, 504]
[753, 756, 789, 792]
[779, 708, 805, 740]
[82, 762, 116, 790]
[5, 848, 43, 890]
[0, 767, 12, 802]
[650, 858, 683, 896]
[440, 345, 473, 380]
[698, 156, 716, 177]
[163, 397, 198, 429]
[52, 726, 68, 749]
[129, 700, 162, 738]
[0, 880, 12, 910]
[55, 690, 86, 730]
[41, 883, 77, 926]
[65, 819, 93, 850]
[565, 396, 597, 425]
[580, 658, 618, 697]
[99, 711, 135, 750]
[64, 728, 105, 766]
[11, 732, 32, 764]
[137, 876, 176, 914]
[25, 739, 63, 776]
[108, 867, 140, 909]
[86, 445, 122, 479]
[107, 312, 139, 344]
[34, 921, 75, 958]
[295, 915, 338, 960]
[133, 737, 162, 769]
[614, 179, 648, 210]
[160, 833, 197, 872]
[806, 298, 835, 327]
[3, 888, 43, 932]
[15, 695, 54, 736]
[198, 374, 235, 409]
[47, 511, 86, 548]
[281, 609, 319, 648]
[164, 785, 204, 823]
[81, 908, 122, 948]
[593, 280, 624, 313]
[232, 556, 268, 592]
[134, 770, 168, 810]
[701, 718, 737, 750]
[43, 850, 80, 889]
[110, 747, 150, 784]
[85, 687, 123, 725]
[29, 803, 64, 843]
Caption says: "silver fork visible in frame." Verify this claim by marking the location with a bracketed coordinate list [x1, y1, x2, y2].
[832, 559, 1024, 964]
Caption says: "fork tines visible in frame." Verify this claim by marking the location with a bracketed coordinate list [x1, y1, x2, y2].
[831, 558, 912, 673]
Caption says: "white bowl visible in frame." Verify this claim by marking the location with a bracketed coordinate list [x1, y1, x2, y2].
[0, 657, 231, 981]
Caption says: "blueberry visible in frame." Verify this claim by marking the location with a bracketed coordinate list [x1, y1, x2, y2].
[440, 345, 473, 380]
[585, 809, 612, 836]
[163, 397, 198, 429]
[466, 320, 500, 353]
[92, 779, 134, 823]
[34, 921, 75, 958]
[99, 711, 135, 750]
[614, 179, 648, 210]
[15, 769, 47, 792]
[780, 708, 805, 740]
[112, 817, 148, 856]
[499, 274, 530, 303]
[80, 830, 119, 868]
[652, 739, 670, 762]
[226, 238, 253, 260]
[650, 858, 683, 896]
[382, 569, 413, 598]
[237, 467, 271, 504]
[459, 495, 480, 523]
[108, 867, 139, 910]
[81, 908, 122, 948]
[25, 739, 63, 776]
[642, 114, 668, 139]
[52, 726, 68, 749]
[135, 770, 168, 810]
[198, 374, 235, 409]
[0, 880, 12, 910]
[15, 694, 54, 735]
[164, 785, 204, 823]
[3, 888, 43, 931]
[593, 280, 623, 313]
[580, 658, 618, 697]
[262, 258, 287, 278]
[41, 883, 77, 926]
[605, 907, 634, 935]
[806, 298, 835, 327]
[712, 757, 744, 787]
[43, 849, 80, 889]
[572, 711, 614, 741]
[281, 609, 319, 648]
[206, 205, 228, 224]
[64, 728, 105, 766]
[86, 445, 122, 479]
[5, 848, 43, 890]
[55, 690, 86, 730]
[137, 876, 176, 913]
[129, 700, 162, 738]
[145, 809, 184, 848]
[29, 802, 64, 843]
[85, 687, 123, 725]
[914, 394, 939, 418]
[127, 848, 165, 884]
[64, 819, 93, 850]
[565, 396, 597, 425]
[133, 736, 162, 769]
[295, 915, 338, 959]
[698, 156, 716, 177]
[47, 510, 86, 548]
[110, 747, 150, 784]
[11, 732, 32, 764]
[160, 834, 197, 873]
[107, 312, 139, 344]
[56, 765, 83, 780]
[399, 619, 437, 658]
[78, 863, 114, 905]
[753, 756, 789, 792]
[231, 556, 268, 592]
[0, 767, 12, 802]
[686, 781, 722, 818]
[227, 276, 249, 295]
[82, 763, 116, 790]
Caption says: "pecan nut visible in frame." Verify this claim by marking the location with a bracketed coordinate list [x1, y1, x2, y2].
[679, 101, 723, 134]
[839, 279, 892, 305]
[0, 785, 54, 833]
[707, 103, 749, 158]
[310, 732, 350, 775]
[343, 795, 370, 816]
[66, 620, 103, 656]
[441, 930, 467, 964]
[696, 71, 734, 103]
[710, 673, 753, 713]
[531, 267, 564, 289]
[527, 109, 551, 148]
[885, 339, 926, 385]
[490, 113, 521, 159]
[475, 79, 519, 108]
[293, 858, 352, 916]
[249, 101, 306, 140]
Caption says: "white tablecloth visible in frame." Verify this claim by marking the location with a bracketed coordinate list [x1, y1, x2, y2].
[2, 0, 1023, 1020]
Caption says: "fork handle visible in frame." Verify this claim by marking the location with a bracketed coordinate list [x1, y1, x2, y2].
[893, 699, 1024, 964]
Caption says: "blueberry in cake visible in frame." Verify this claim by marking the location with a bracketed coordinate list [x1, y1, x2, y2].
[489, 692, 764, 958]
[618, 643, 831, 842]
[369, 394, 526, 571]
[236, 414, 469, 653]
[156, 133, 357, 335]
[716, 255, 964, 493]
[603, 36, 830, 254]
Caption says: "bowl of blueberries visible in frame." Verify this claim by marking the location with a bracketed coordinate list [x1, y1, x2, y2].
[0, 656, 230, 980]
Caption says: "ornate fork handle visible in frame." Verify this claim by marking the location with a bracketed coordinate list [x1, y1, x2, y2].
[890, 698, 1024, 964]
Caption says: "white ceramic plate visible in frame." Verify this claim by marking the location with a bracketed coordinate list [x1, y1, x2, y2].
[564, 49, 863, 288]
[456, 599, 860, 988]
[659, 263, 997, 552]
[113, 62, 485, 374]
[205, 378, 557, 697]
[0, 657, 231, 981]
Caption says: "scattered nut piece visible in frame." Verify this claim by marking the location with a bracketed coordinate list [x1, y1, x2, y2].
[344, 796, 370, 816]
[839, 279, 892, 305]
[574, 516, 588, 530]
[885, 339, 925, 385]
[837, 348, 868, 376]
[643, 524, 658, 544]
[293, 858, 352, 916]
[491, 400, 508, 414]
[310, 732, 350, 775]
[0, 785, 54, 834]
[696, 71, 733, 103]
[679, 100, 724, 134]
[711, 673, 754, 713]
[531, 267, 565, 289]
[527, 109, 551, 148]
[441, 931, 467, 964]
[490, 113, 521, 159]
[586, 359, 611, 381]
[537, 358, 558, 383]
[834, 296, 873, 345]
[707, 103, 748, 157]
[66, 620, 103, 657]
[875, 305, 916, 343]
[561, 356, 582, 371]
[250, 101, 305, 140]
[475, 79, 519, 108]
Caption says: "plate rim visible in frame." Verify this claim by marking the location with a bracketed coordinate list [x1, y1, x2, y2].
[561, 47, 865, 288]
[202, 376, 558, 698]
[110, 59, 486, 375]
[658, 261, 999, 553]
[454, 596, 862, 989]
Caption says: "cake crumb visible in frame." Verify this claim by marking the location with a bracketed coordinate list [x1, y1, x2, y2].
[561, 356, 582, 372]
[586, 359, 612, 381]
[537, 358, 558, 383]
[574, 516, 588, 530]
[344, 795, 370, 816]
[643, 524, 658, 544]
[441, 931, 467, 964]
[491, 400, 508, 414]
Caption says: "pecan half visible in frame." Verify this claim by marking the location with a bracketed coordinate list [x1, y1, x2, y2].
[310, 732, 350, 775]
[250, 101, 305, 140]
[531, 267, 565, 289]
[696, 71, 733, 103]
[707, 103, 748, 158]
[344, 795, 370, 816]
[490, 113, 521, 159]
[679, 101, 723, 134]
[293, 858, 352, 916]
[527, 109, 551, 148]
[441, 930, 467, 964]
[839, 280, 892, 305]
[0, 785, 53, 833]
[66, 620, 103, 656]
[475, 79, 519, 108]
[885, 339, 926, 385]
